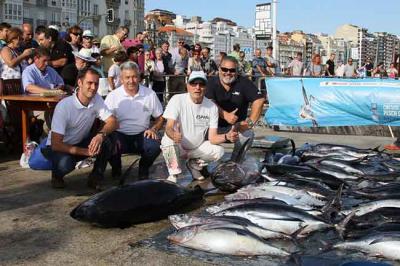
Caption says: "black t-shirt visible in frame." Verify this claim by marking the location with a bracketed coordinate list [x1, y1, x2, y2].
[365, 62, 374, 76]
[326, 59, 335, 76]
[50, 40, 74, 74]
[60, 63, 78, 87]
[206, 76, 264, 128]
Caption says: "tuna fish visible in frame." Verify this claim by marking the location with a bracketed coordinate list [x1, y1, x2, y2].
[70, 180, 204, 228]
[333, 232, 400, 260]
[167, 223, 291, 256]
[169, 214, 291, 239]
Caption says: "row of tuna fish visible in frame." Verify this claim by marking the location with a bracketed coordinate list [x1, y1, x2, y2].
[167, 142, 400, 261]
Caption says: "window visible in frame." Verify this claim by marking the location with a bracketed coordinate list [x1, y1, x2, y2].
[93, 4, 98, 15]
[4, 3, 22, 21]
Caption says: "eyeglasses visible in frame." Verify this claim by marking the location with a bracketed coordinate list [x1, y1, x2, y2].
[220, 67, 236, 73]
[83, 36, 93, 40]
[189, 81, 206, 86]
[72, 32, 82, 36]
[178, 41, 184, 44]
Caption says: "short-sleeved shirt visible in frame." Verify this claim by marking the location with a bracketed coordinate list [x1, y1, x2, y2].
[325, 59, 335, 76]
[104, 85, 163, 135]
[47, 93, 112, 146]
[205, 76, 264, 128]
[252, 57, 267, 76]
[22, 64, 64, 92]
[162, 93, 218, 150]
[288, 59, 303, 76]
[265, 55, 277, 74]
[344, 64, 356, 77]
[100, 34, 123, 73]
[107, 63, 121, 88]
[50, 40, 74, 74]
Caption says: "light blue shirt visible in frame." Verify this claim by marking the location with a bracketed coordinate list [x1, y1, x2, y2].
[22, 63, 64, 92]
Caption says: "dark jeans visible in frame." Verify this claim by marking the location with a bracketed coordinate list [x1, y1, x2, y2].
[152, 80, 165, 104]
[50, 134, 115, 179]
[111, 131, 161, 178]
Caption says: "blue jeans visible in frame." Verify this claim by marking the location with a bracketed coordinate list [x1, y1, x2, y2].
[50, 135, 115, 179]
[111, 131, 161, 178]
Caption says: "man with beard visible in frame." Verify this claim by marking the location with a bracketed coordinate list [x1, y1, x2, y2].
[206, 56, 265, 160]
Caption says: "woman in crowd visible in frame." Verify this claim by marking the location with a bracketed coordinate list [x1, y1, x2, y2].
[201, 47, 217, 75]
[143, 50, 155, 87]
[187, 49, 203, 75]
[108, 51, 128, 91]
[66, 25, 82, 52]
[372, 62, 387, 78]
[387, 62, 398, 78]
[304, 53, 324, 77]
[0, 27, 32, 80]
[152, 48, 166, 103]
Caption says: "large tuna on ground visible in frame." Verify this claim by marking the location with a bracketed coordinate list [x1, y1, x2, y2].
[70, 180, 204, 228]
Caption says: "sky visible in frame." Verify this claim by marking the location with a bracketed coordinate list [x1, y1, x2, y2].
[145, 0, 400, 36]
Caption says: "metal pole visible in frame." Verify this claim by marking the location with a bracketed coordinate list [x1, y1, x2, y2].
[272, 0, 278, 59]
[359, 28, 362, 67]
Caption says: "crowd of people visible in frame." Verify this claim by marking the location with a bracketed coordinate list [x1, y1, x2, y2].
[0, 21, 399, 189]
[0, 23, 265, 190]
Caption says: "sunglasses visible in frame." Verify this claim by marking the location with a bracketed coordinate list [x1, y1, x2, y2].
[220, 67, 236, 73]
[72, 32, 82, 36]
[83, 36, 93, 40]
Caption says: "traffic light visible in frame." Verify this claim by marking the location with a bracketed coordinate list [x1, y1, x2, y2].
[107, 8, 114, 23]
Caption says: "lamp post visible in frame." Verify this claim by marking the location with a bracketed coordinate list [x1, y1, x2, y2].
[272, 0, 278, 59]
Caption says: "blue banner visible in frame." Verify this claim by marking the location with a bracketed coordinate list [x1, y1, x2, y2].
[264, 78, 400, 127]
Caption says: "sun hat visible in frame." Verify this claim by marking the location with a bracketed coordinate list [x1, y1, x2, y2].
[73, 49, 96, 62]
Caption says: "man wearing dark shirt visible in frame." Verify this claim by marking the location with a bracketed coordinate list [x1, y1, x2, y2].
[206, 56, 265, 159]
[364, 57, 374, 77]
[36, 27, 74, 74]
[325, 53, 335, 76]
[161, 41, 173, 74]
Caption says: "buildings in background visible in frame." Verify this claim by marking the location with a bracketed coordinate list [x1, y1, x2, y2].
[0, 0, 145, 37]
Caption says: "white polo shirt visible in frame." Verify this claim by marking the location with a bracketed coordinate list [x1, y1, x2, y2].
[47, 93, 112, 146]
[104, 85, 163, 135]
[161, 93, 219, 150]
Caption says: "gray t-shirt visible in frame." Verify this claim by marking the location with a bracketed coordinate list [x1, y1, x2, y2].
[344, 64, 356, 77]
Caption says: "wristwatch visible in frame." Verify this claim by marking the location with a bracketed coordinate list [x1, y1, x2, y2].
[98, 131, 107, 138]
[246, 118, 254, 129]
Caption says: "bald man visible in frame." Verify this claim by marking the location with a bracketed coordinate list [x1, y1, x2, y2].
[19, 23, 38, 57]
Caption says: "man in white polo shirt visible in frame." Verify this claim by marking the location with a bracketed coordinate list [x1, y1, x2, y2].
[161, 71, 239, 182]
[105, 61, 163, 179]
[47, 68, 118, 189]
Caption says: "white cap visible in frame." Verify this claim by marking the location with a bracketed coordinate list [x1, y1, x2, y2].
[188, 71, 207, 83]
[82, 30, 94, 38]
[73, 49, 96, 62]
[48, 25, 60, 31]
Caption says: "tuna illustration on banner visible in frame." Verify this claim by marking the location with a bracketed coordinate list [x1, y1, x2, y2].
[264, 78, 400, 127]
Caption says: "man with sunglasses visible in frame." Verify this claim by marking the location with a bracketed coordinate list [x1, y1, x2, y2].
[162, 71, 238, 182]
[100, 26, 129, 73]
[81, 30, 99, 54]
[206, 56, 265, 160]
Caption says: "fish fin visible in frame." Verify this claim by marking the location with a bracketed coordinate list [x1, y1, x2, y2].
[369, 235, 400, 245]
[335, 210, 356, 239]
[289, 138, 296, 156]
[321, 183, 343, 222]
[290, 225, 307, 242]
[119, 158, 140, 186]
[230, 138, 251, 163]
[372, 145, 382, 152]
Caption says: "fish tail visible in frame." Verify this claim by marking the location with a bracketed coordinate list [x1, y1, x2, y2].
[321, 183, 343, 222]
[334, 210, 356, 239]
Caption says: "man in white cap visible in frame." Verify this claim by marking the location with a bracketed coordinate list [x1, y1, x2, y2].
[61, 49, 96, 91]
[161, 71, 239, 182]
[81, 30, 100, 54]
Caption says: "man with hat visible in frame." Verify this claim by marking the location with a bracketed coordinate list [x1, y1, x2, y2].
[61, 49, 97, 91]
[161, 71, 239, 182]
[81, 30, 99, 54]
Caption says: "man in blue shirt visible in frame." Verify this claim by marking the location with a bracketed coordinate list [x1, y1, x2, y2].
[22, 47, 64, 94]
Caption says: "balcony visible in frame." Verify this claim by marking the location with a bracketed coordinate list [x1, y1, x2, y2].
[37, 19, 48, 26]
[23, 17, 34, 24]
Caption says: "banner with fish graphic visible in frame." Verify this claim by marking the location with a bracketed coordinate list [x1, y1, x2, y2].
[264, 78, 400, 127]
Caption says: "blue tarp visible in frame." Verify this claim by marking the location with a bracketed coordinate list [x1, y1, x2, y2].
[264, 78, 400, 127]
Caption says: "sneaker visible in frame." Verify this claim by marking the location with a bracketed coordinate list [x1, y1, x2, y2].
[87, 174, 104, 191]
[186, 159, 205, 181]
[166, 175, 177, 183]
[51, 174, 65, 189]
